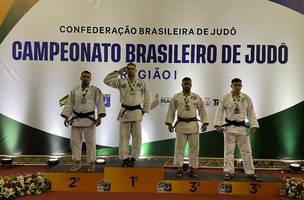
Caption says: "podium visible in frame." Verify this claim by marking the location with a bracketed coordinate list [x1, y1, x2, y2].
[44, 160, 284, 197]
[157, 172, 283, 196]
[45, 165, 104, 191]
[98, 159, 164, 192]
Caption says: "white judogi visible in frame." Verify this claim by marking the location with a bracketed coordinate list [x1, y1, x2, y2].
[165, 92, 208, 168]
[104, 71, 151, 160]
[61, 85, 106, 163]
[214, 92, 259, 175]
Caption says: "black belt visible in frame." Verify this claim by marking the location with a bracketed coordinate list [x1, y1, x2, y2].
[174, 116, 199, 127]
[120, 104, 142, 117]
[177, 116, 198, 123]
[222, 118, 249, 128]
[70, 111, 96, 124]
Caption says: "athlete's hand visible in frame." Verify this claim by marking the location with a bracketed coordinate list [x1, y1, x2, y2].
[64, 118, 70, 127]
[251, 127, 258, 134]
[201, 124, 208, 132]
[167, 124, 174, 133]
[96, 118, 101, 127]
[214, 125, 223, 133]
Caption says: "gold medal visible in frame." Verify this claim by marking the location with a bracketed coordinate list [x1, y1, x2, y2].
[81, 97, 86, 104]
[185, 104, 190, 111]
[232, 94, 241, 114]
[234, 107, 239, 114]
[130, 89, 136, 95]
[127, 78, 137, 96]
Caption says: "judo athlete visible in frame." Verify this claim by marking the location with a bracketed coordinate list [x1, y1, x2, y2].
[103, 63, 151, 167]
[214, 78, 261, 181]
[165, 77, 209, 177]
[61, 71, 106, 172]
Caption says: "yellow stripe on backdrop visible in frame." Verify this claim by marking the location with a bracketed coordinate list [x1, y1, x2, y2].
[0, 0, 15, 26]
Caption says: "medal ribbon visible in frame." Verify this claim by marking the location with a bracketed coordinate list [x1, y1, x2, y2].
[183, 93, 190, 110]
[82, 88, 88, 97]
[127, 78, 137, 91]
[232, 94, 240, 110]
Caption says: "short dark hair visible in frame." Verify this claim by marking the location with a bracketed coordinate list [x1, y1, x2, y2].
[127, 63, 136, 67]
[231, 78, 242, 84]
[81, 70, 91, 76]
[182, 77, 192, 82]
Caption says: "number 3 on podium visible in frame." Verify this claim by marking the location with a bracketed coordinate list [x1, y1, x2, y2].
[189, 181, 200, 192]
[250, 183, 259, 194]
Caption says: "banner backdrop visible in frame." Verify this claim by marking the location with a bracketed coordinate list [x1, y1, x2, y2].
[0, 0, 303, 159]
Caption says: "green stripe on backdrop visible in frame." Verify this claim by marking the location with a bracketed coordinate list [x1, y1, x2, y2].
[96, 101, 304, 159]
[250, 100, 304, 159]
[0, 0, 39, 44]
[1, 101, 303, 159]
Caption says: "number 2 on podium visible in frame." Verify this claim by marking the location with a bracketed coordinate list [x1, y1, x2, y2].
[69, 177, 80, 188]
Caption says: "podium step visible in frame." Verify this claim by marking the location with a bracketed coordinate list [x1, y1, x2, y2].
[157, 171, 283, 196]
[44, 161, 284, 197]
[98, 159, 164, 192]
[45, 164, 104, 191]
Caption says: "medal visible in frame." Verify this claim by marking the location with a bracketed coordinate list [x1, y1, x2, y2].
[130, 89, 136, 95]
[127, 78, 137, 96]
[81, 97, 87, 104]
[232, 94, 241, 114]
[234, 106, 240, 114]
[81, 87, 88, 104]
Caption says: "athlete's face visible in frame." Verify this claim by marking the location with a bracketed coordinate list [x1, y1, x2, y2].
[127, 64, 136, 77]
[182, 80, 192, 92]
[80, 72, 91, 85]
[231, 81, 242, 93]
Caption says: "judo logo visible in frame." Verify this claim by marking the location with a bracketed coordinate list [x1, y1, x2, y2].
[204, 97, 212, 106]
[218, 183, 232, 194]
[157, 181, 172, 192]
[103, 94, 111, 107]
[204, 97, 221, 107]
[97, 180, 111, 192]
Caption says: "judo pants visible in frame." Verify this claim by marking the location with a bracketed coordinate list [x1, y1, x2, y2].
[119, 121, 142, 160]
[70, 126, 96, 163]
[174, 132, 199, 168]
[224, 132, 255, 174]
